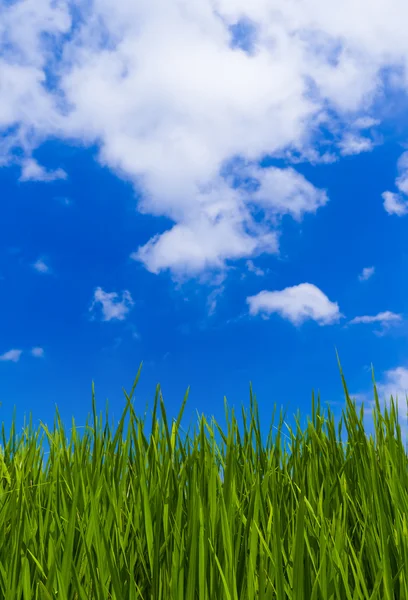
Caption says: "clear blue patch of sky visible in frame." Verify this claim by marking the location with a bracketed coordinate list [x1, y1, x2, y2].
[229, 18, 258, 54]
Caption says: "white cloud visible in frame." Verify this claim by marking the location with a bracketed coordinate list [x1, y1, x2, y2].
[4, 0, 408, 273]
[33, 258, 51, 274]
[31, 347, 45, 358]
[349, 311, 402, 325]
[377, 367, 408, 406]
[90, 287, 134, 321]
[207, 285, 225, 315]
[0, 349, 23, 363]
[247, 283, 341, 325]
[353, 365, 408, 441]
[353, 116, 380, 129]
[369, 367, 408, 436]
[19, 158, 67, 182]
[358, 266, 375, 281]
[132, 166, 326, 274]
[395, 151, 408, 195]
[338, 133, 374, 156]
[382, 151, 408, 216]
[242, 165, 328, 221]
[133, 209, 279, 275]
[382, 191, 408, 216]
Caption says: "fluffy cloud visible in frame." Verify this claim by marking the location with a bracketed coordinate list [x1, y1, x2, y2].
[382, 191, 408, 216]
[241, 165, 328, 221]
[90, 287, 134, 322]
[349, 311, 402, 325]
[247, 283, 341, 325]
[133, 207, 279, 275]
[358, 266, 375, 281]
[19, 159, 67, 182]
[0, 349, 23, 363]
[4, 0, 408, 273]
[338, 134, 374, 156]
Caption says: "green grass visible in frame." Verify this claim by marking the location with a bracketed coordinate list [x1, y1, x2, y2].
[1, 364, 408, 599]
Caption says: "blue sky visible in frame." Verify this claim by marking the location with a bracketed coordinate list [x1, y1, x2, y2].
[2, 0, 408, 443]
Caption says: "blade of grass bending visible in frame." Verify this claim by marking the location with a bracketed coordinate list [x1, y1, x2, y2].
[98, 513, 126, 600]
[292, 492, 306, 600]
[208, 539, 233, 600]
[60, 469, 81, 598]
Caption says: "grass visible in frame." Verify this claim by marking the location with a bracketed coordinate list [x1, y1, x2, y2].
[1, 363, 408, 598]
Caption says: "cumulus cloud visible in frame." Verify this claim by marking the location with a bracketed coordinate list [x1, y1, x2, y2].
[358, 266, 375, 281]
[90, 287, 134, 321]
[19, 159, 67, 183]
[133, 209, 278, 275]
[349, 311, 402, 325]
[0, 349, 23, 363]
[241, 165, 328, 221]
[247, 283, 341, 325]
[382, 191, 408, 216]
[4, 0, 408, 274]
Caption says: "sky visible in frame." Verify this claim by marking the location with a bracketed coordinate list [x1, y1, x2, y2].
[2, 0, 408, 446]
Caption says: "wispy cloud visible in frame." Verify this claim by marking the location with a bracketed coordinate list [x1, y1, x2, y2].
[353, 117, 380, 129]
[19, 159, 67, 183]
[33, 258, 51, 274]
[125, 323, 141, 340]
[55, 196, 72, 207]
[382, 151, 408, 216]
[247, 283, 341, 326]
[246, 260, 265, 277]
[207, 285, 225, 316]
[348, 310, 403, 336]
[90, 287, 134, 322]
[31, 347, 45, 358]
[0, 349, 23, 363]
[358, 266, 375, 281]
[352, 365, 408, 441]
[338, 134, 374, 156]
[378, 367, 408, 408]
[349, 311, 402, 325]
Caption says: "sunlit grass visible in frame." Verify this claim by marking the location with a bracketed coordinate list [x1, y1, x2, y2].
[1, 364, 408, 599]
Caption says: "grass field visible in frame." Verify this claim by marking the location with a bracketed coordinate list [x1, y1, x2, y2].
[1, 364, 407, 599]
